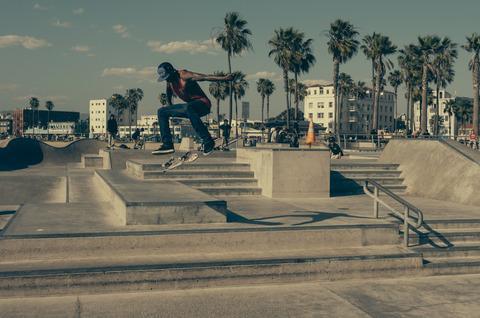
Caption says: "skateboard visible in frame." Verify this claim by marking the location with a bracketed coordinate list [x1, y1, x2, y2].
[160, 138, 223, 172]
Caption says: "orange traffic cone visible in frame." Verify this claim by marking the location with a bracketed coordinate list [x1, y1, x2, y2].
[305, 119, 315, 148]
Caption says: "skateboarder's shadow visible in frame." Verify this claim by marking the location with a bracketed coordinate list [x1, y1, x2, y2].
[228, 210, 370, 226]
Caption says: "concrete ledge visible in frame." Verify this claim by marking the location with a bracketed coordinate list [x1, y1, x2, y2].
[94, 170, 227, 225]
[81, 154, 103, 168]
[237, 147, 330, 198]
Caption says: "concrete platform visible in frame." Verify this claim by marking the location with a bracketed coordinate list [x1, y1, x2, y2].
[94, 170, 227, 225]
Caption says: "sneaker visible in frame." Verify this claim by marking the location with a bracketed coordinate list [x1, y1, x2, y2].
[152, 144, 175, 155]
[202, 140, 215, 156]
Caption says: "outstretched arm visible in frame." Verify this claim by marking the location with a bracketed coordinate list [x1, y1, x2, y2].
[180, 70, 232, 82]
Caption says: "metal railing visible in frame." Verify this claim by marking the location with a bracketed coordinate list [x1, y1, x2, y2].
[363, 179, 424, 247]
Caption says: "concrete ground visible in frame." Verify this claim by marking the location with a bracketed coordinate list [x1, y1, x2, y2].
[0, 274, 479, 317]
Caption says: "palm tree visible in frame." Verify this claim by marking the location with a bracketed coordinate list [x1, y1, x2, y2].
[337, 73, 354, 133]
[388, 70, 402, 131]
[45, 100, 54, 139]
[231, 71, 248, 137]
[269, 27, 296, 128]
[398, 44, 422, 132]
[290, 31, 316, 121]
[368, 34, 397, 132]
[432, 38, 457, 135]
[444, 99, 458, 137]
[264, 79, 275, 121]
[326, 19, 359, 138]
[417, 35, 444, 134]
[257, 78, 267, 124]
[209, 71, 229, 137]
[158, 93, 167, 106]
[456, 98, 473, 134]
[216, 12, 252, 124]
[125, 88, 144, 138]
[29, 97, 39, 136]
[108, 94, 127, 120]
[362, 33, 379, 107]
[462, 33, 480, 137]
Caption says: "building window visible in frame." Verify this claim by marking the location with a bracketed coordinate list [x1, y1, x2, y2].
[318, 113, 324, 119]
[308, 113, 313, 119]
[319, 88, 324, 94]
[317, 102, 324, 108]
[326, 90, 329, 94]
[329, 102, 333, 108]
[328, 112, 333, 118]
[439, 92, 443, 98]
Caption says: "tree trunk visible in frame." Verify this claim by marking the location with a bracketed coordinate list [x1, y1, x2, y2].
[435, 84, 440, 136]
[421, 64, 429, 134]
[32, 109, 35, 136]
[473, 56, 479, 137]
[227, 53, 233, 124]
[234, 95, 239, 138]
[393, 88, 397, 132]
[294, 72, 299, 122]
[373, 61, 382, 132]
[371, 58, 376, 116]
[283, 69, 290, 129]
[129, 107, 132, 140]
[332, 59, 339, 139]
[47, 110, 50, 140]
[261, 95, 265, 124]
[266, 95, 270, 121]
[216, 98, 220, 138]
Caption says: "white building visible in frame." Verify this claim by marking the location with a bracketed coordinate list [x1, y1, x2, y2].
[413, 89, 457, 136]
[89, 99, 114, 136]
[24, 122, 76, 135]
[303, 82, 395, 134]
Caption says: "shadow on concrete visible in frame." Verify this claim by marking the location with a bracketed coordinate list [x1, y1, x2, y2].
[389, 213, 453, 248]
[227, 210, 371, 226]
[415, 222, 454, 249]
[226, 210, 284, 226]
[330, 171, 364, 197]
[0, 138, 106, 171]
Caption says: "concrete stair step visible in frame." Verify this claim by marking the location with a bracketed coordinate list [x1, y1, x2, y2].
[422, 219, 480, 230]
[423, 256, 480, 275]
[179, 178, 259, 187]
[0, 224, 402, 263]
[197, 187, 262, 196]
[410, 228, 480, 245]
[0, 245, 421, 297]
[331, 176, 405, 185]
[413, 243, 480, 258]
[332, 170, 402, 178]
[131, 162, 250, 172]
[331, 163, 399, 170]
[143, 170, 255, 180]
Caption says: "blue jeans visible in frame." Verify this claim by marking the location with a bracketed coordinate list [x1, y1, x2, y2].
[158, 100, 213, 146]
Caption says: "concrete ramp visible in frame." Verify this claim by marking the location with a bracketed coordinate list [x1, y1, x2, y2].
[379, 139, 480, 206]
[0, 138, 106, 171]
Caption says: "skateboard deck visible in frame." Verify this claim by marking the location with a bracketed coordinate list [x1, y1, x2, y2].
[160, 138, 223, 172]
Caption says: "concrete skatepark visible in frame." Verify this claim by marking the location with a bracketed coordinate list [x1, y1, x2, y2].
[1, 137, 480, 317]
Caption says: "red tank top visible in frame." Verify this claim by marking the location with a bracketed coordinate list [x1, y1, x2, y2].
[169, 70, 211, 107]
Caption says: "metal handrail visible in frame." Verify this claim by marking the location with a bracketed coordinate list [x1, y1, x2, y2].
[363, 179, 424, 247]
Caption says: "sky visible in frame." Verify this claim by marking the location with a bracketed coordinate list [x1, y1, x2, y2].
[1, 0, 480, 119]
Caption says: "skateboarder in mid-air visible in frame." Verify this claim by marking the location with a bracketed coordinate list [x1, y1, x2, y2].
[152, 62, 232, 155]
